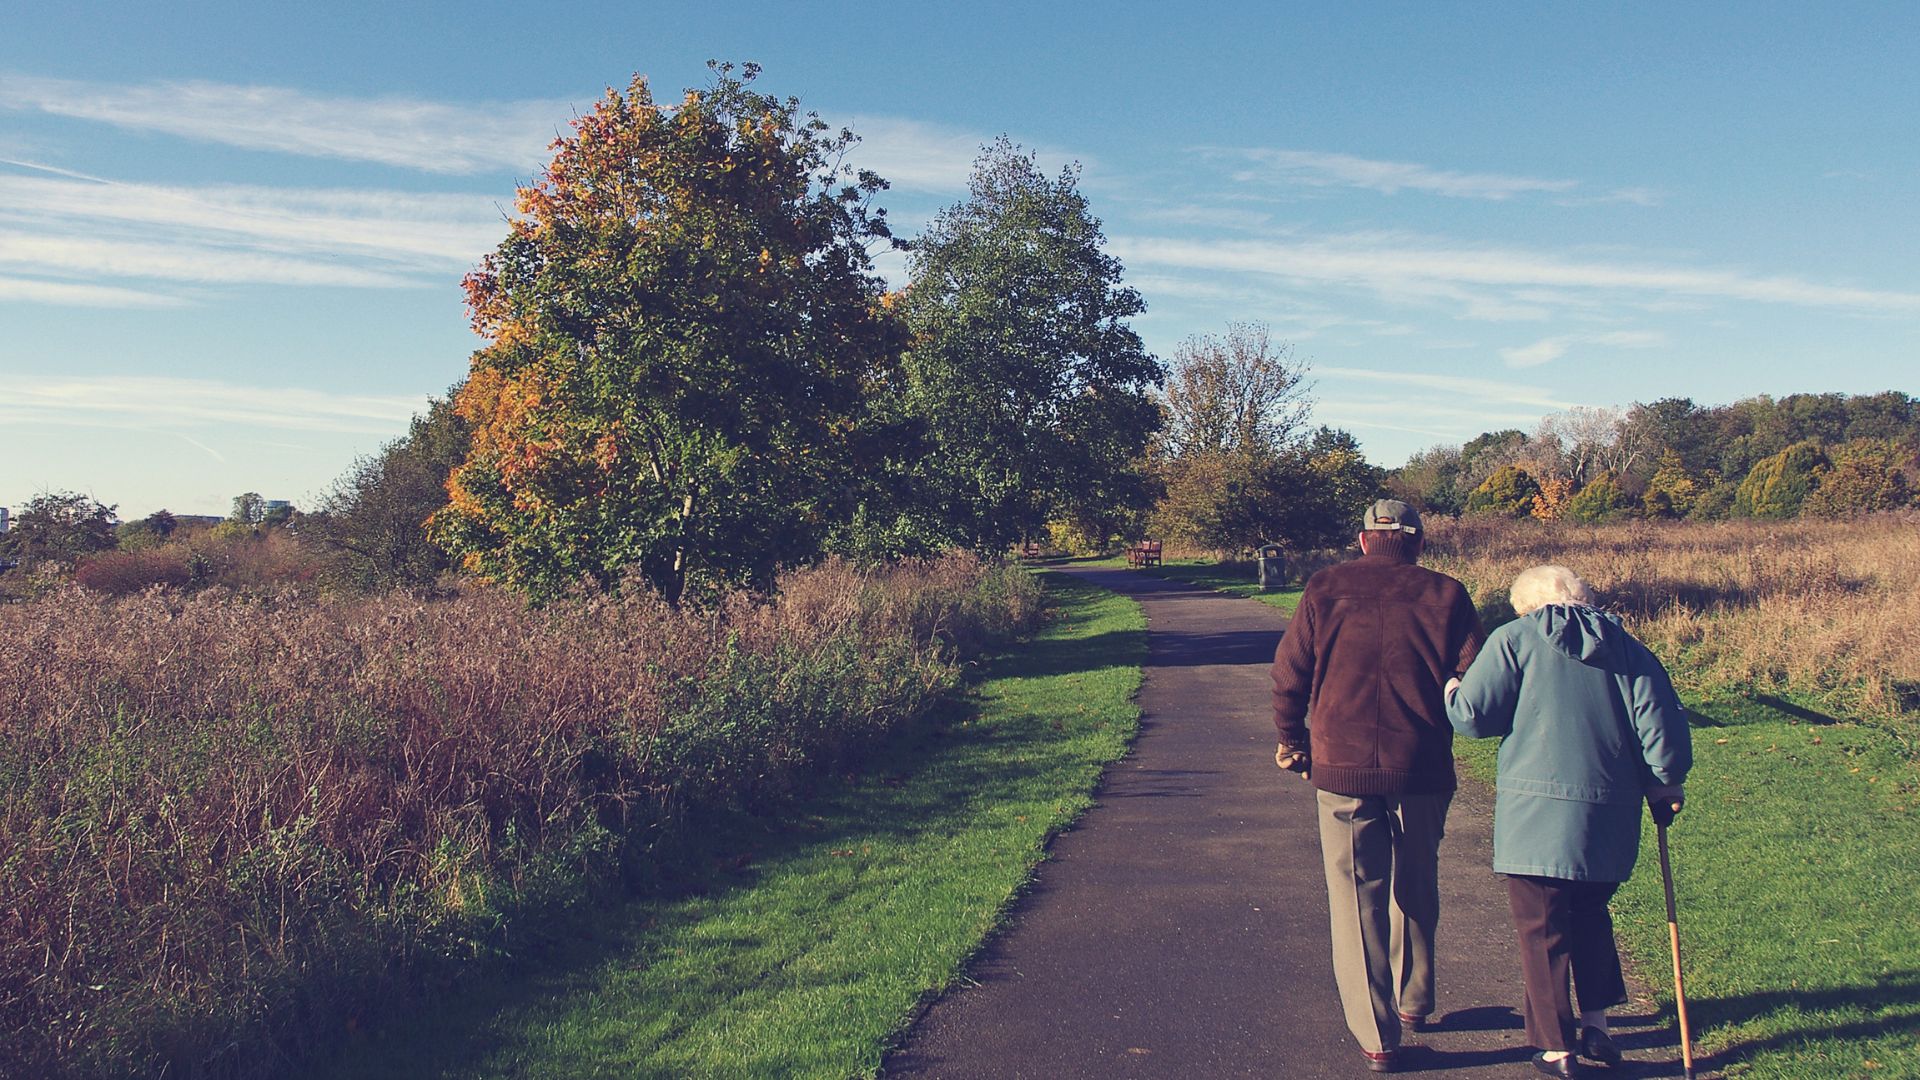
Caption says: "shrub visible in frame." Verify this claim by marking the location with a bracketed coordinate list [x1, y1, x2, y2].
[1465, 464, 1541, 518]
[1804, 438, 1915, 518]
[74, 548, 193, 595]
[1562, 471, 1632, 524]
[1734, 439, 1828, 519]
[0, 553, 1039, 1079]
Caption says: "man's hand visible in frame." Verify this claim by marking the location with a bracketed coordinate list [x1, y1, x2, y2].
[1648, 783, 1684, 826]
[1275, 742, 1311, 780]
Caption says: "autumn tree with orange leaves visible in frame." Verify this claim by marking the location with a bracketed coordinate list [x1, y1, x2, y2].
[432, 63, 907, 602]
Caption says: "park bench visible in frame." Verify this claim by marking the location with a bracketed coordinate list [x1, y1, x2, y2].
[1017, 541, 1045, 561]
[1126, 539, 1162, 568]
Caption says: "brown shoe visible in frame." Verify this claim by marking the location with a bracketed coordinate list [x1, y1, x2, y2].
[1397, 1011, 1430, 1032]
[1363, 1049, 1398, 1073]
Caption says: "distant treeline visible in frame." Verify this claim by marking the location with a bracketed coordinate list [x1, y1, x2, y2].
[1389, 391, 1920, 522]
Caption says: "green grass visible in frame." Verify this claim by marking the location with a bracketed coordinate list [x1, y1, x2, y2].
[1455, 694, 1920, 1079]
[1138, 557, 1304, 616]
[316, 573, 1146, 1079]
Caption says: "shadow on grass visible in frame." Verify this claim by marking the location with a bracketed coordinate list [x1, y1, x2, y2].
[1688, 970, 1920, 1075]
[306, 582, 1141, 1080]
[1750, 694, 1846, 726]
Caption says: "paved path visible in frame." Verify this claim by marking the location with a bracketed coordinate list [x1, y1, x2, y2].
[885, 568, 1681, 1079]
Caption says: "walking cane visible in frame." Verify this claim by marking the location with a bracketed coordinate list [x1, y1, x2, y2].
[1656, 815, 1697, 1080]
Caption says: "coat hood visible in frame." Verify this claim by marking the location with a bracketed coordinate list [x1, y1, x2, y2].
[1528, 603, 1624, 663]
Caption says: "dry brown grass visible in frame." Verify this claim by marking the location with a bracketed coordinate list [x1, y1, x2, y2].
[0, 553, 1040, 1078]
[1423, 514, 1920, 720]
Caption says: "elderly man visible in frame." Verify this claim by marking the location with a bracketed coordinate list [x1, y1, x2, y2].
[1270, 499, 1485, 1073]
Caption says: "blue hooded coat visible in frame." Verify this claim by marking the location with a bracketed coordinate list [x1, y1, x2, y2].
[1445, 604, 1692, 882]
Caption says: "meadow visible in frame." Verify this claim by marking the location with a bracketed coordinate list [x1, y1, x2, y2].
[0, 554, 1041, 1079]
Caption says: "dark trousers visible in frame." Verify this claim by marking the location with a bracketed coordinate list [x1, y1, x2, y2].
[1504, 875, 1628, 1052]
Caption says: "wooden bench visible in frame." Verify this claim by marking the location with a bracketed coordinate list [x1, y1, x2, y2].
[1126, 539, 1162, 568]
[1017, 541, 1045, 561]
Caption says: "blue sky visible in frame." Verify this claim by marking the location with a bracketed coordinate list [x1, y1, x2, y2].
[3, 2, 1915, 518]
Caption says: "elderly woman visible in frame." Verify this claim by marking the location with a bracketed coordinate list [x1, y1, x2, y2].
[1445, 566, 1691, 1079]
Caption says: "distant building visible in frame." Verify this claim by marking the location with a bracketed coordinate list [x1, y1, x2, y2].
[0, 506, 9, 533]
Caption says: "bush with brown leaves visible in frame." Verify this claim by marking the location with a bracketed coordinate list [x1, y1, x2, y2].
[0, 553, 1039, 1078]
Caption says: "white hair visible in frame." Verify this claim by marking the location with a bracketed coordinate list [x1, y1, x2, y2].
[1509, 565, 1596, 616]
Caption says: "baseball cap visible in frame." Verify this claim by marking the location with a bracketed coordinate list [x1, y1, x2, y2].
[1361, 498, 1422, 534]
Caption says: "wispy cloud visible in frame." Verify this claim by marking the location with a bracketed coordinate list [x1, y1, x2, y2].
[0, 164, 506, 264]
[1211, 148, 1579, 201]
[0, 74, 574, 173]
[840, 115, 990, 192]
[1499, 329, 1666, 368]
[0, 231, 416, 288]
[1317, 365, 1581, 412]
[0, 375, 428, 435]
[838, 114, 1086, 194]
[1111, 233, 1920, 316]
[0, 274, 183, 307]
[0, 160, 510, 303]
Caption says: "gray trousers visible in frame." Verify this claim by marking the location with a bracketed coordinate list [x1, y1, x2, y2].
[1315, 789, 1452, 1053]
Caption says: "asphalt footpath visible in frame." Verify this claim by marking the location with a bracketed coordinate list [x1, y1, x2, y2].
[884, 567, 1684, 1079]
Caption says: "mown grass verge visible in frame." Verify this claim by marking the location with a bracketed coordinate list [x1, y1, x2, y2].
[1136, 557, 1305, 616]
[316, 573, 1146, 1079]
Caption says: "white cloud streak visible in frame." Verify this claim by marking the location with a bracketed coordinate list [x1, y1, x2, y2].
[0, 162, 511, 302]
[1111, 233, 1920, 315]
[1216, 148, 1579, 201]
[0, 166, 507, 265]
[0, 375, 428, 435]
[1499, 329, 1667, 368]
[0, 274, 184, 307]
[0, 74, 574, 174]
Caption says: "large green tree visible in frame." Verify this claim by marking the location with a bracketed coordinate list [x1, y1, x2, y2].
[432, 64, 907, 601]
[0, 491, 118, 568]
[899, 138, 1163, 552]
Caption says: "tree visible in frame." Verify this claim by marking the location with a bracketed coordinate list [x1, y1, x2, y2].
[116, 509, 178, 551]
[1734, 440, 1828, 519]
[1466, 465, 1542, 518]
[1158, 323, 1311, 458]
[1641, 451, 1707, 519]
[431, 63, 907, 601]
[229, 492, 267, 526]
[1387, 445, 1466, 515]
[0, 491, 118, 567]
[1562, 471, 1632, 523]
[1283, 427, 1386, 549]
[307, 397, 471, 592]
[1457, 429, 1531, 493]
[1803, 438, 1915, 518]
[899, 137, 1163, 552]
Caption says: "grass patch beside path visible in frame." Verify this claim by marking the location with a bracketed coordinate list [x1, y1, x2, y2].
[1136, 558, 1304, 616]
[319, 573, 1145, 1080]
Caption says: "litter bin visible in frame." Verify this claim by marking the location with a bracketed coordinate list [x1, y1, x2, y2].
[1257, 544, 1287, 591]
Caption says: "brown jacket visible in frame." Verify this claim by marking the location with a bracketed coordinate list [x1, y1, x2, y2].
[1271, 553, 1485, 795]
